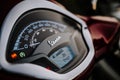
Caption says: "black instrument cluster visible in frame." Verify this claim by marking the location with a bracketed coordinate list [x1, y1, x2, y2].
[7, 9, 88, 73]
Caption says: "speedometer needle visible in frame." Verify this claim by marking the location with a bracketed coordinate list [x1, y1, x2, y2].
[30, 42, 40, 47]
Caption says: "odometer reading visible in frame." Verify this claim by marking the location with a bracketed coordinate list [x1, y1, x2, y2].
[49, 46, 75, 68]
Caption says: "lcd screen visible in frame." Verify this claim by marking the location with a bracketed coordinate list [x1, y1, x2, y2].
[49, 46, 74, 68]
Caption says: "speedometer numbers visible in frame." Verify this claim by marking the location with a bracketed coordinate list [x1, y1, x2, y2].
[10, 21, 64, 61]
[30, 28, 59, 47]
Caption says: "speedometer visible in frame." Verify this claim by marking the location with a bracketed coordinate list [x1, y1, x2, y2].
[6, 9, 89, 74]
[0, 1, 95, 79]
[8, 20, 66, 62]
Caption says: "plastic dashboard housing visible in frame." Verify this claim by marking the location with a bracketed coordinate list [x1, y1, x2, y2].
[0, 0, 94, 80]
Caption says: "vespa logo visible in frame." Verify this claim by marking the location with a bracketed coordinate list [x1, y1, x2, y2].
[47, 36, 61, 47]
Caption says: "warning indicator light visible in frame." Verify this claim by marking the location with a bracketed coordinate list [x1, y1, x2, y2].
[19, 52, 26, 58]
[46, 66, 51, 70]
[11, 53, 17, 59]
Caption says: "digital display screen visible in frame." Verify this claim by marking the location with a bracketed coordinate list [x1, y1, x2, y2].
[49, 46, 74, 68]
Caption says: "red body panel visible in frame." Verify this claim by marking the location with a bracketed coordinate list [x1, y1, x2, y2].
[87, 18, 120, 58]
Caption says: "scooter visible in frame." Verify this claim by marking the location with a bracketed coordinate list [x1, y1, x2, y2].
[0, 0, 120, 80]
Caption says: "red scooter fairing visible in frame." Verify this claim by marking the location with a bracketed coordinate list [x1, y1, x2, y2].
[87, 18, 120, 58]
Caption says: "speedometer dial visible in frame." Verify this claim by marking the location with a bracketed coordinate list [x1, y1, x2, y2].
[9, 20, 66, 62]
[30, 27, 59, 47]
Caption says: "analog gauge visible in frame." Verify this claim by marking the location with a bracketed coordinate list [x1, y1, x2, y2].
[8, 20, 66, 62]
[30, 28, 59, 47]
